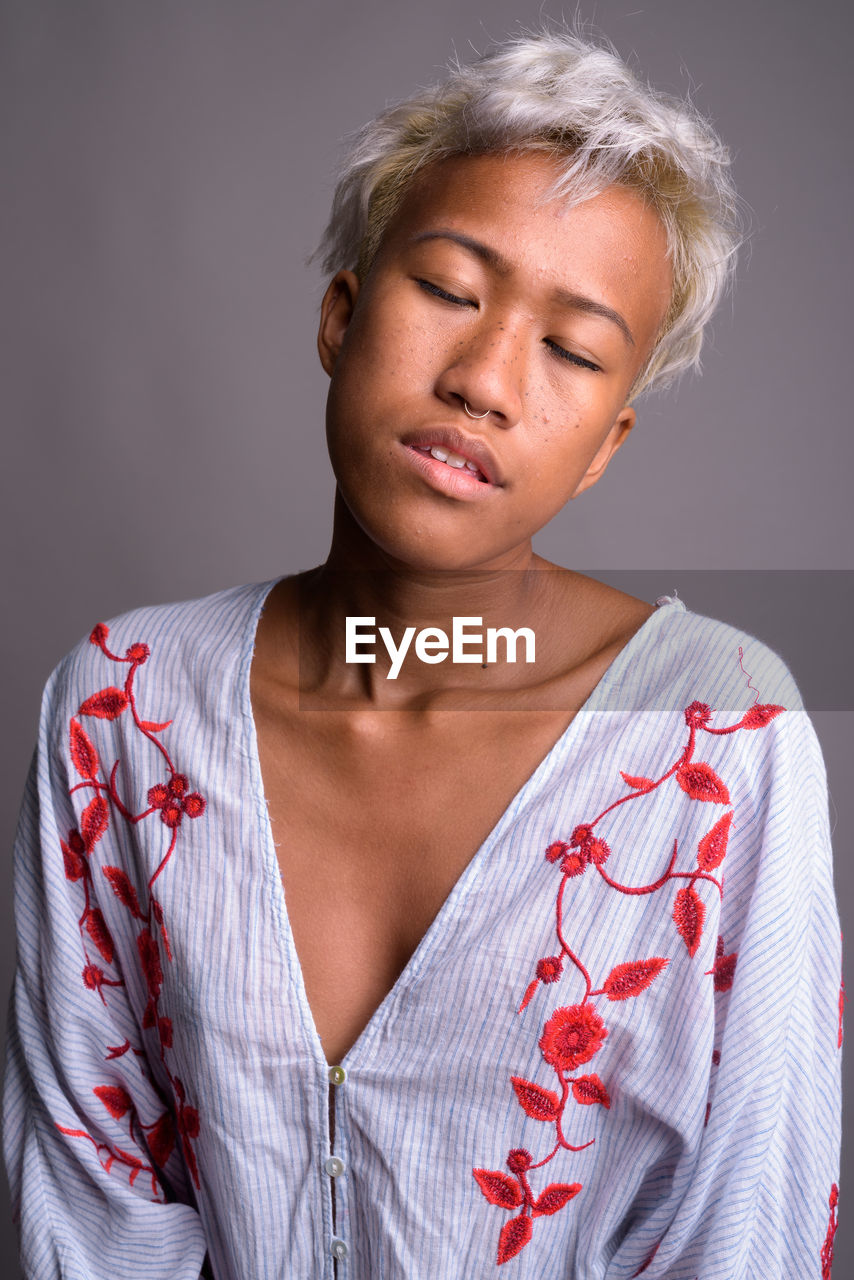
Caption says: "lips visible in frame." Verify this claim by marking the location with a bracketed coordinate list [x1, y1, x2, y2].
[401, 426, 503, 487]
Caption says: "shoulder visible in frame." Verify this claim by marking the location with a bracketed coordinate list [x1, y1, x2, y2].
[40, 580, 277, 736]
[622, 594, 804, 717]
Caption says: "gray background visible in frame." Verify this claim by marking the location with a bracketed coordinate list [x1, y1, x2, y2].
[1, 0, 851, 1275]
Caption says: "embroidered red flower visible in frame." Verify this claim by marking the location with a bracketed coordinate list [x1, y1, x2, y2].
[147, 774, 206, 828]
[684, 700, 712, 728]
[539, 1004, 607, 1072]
[82, 964, 105, 990]
[536, 956, 563, 983]
[560, 851, 587, 877]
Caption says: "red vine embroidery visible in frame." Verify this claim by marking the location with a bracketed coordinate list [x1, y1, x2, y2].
[56, 624, 206, 1199]
[821, 1183, 839, 1278]
[474, 693, 785, 1265]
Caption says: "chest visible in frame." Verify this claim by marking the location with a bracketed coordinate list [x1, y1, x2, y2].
[252, 704, 582, 1063]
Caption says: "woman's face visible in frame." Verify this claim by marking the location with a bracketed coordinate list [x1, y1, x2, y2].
[318, 150, 672, 571]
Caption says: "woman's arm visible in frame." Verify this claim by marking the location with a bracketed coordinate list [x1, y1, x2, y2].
[3, 663, 208, 1279]
[610, 702, 842, 1278]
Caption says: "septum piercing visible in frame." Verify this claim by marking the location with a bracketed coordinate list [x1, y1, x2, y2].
[463, 401, 490, 419]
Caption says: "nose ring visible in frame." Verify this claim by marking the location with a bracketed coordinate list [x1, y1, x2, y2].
[463, 401, 490, 419]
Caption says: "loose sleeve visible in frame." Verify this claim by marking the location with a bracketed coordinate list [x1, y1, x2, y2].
[3, 662, 208, 1279]
[611, 700, 842, 1278]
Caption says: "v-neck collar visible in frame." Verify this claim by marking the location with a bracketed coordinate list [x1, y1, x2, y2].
[237, 577, 684, 1071]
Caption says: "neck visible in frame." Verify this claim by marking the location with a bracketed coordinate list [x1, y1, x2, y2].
[291, 493, 574, 706]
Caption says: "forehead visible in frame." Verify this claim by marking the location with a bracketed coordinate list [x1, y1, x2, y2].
[377, 151, 673, 344]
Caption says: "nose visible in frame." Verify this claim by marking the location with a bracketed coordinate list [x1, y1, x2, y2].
[433, 317, 525, 427]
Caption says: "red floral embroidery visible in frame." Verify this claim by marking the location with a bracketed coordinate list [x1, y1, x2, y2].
[57, 623, 206, 1199]
[474, 682, 784, 1264]
[821, 1183, 838, 1278]
[539, 1004, 607, 1071]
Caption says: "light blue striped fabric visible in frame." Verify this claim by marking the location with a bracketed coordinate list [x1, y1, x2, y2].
[3, 581, 842, 1278]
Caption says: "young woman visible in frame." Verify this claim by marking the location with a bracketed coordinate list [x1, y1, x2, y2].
[4, 27, 841, 1279]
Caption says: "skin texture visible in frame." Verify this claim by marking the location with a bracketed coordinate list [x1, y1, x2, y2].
[250, 151, 675, 1063]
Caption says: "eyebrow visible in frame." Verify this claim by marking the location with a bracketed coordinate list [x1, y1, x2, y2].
[411, 229, 636, 348]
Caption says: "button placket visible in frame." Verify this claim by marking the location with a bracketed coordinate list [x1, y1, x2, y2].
[326, 1065, 350, 1269]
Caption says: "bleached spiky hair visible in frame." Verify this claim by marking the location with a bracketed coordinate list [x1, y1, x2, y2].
[313, 27, 741, 398]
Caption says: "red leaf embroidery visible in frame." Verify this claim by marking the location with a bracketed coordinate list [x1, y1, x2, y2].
[473, 1168, 523, 1209]
[94, 1084, 133, 1120]
[85, 909, 115, 964]
[822, 1182, 839, 1279]
[106, 1041, 130, 1060]
[497, 1213, 533, 1265]
[697, 812, 733, 870]
[676, 761, 731, 805]
[532, 1182, 582, 1216]
[620, 771, 654, 791]
[602, 957, 668, 1001]
[511, 1076, 560, 1122]
[672, 885, 706, 957]
[139, 718, 173, 733]
[61, 836, 87, 882]
[80, 796, 109, 852]
[146, 1111, 176, 1167]
[78, 687, 129, 720]
[69, 719, 100, 780]
[571, 1074, 611, 1108]
[740, 702, 785, 730]
[712, 950, 737, 992]
[137, 928, 163, 998]
[102, 866, 143, 918]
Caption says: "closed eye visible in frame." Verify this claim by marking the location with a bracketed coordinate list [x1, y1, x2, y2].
[416, 278, 476, 307]
[544, 339, 601, 372]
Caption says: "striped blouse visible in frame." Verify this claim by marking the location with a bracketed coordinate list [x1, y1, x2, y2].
[3, 580, 842, 1278]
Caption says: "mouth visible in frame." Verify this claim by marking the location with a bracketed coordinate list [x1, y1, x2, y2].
[401, 426, 503, 488]
[410, 443, 490, 483]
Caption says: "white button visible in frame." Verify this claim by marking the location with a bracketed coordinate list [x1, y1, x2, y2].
[328, 1065, 346, 1085]
[330, 1238, 348, 1260]
[325, 1156, 345, 1178]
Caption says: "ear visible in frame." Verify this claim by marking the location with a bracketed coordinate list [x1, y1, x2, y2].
[317, 270, 361, 376]
[571, 406, 636, 498]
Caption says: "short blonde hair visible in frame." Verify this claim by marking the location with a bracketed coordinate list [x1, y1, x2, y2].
[313, 27, 742, 398]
